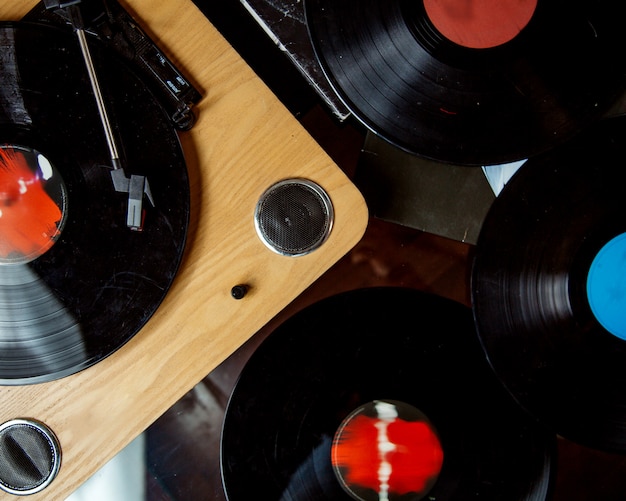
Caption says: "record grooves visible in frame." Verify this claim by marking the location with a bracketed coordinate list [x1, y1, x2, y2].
[0, 21, 189, 384]
[304, 0, 626, 165]
[221, 287, 555, 501]
[471, 116, 626, 453]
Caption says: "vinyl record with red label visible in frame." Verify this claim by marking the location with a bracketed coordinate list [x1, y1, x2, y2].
[0, 21, 189, 384]
[221, 287, 555, 501]
[471, 116, 626, 453]
[304, 0, 626, 165]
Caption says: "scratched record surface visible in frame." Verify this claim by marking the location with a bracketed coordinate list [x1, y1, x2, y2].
[0, 21, 189, 384]
[221, 287, 555, 501]
[471, 116, 626, 453]
[304, 0, 626, 165]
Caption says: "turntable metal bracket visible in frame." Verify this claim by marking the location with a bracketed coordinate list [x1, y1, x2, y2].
[27, 0, 202, 130]
[110, 169, 154, 231]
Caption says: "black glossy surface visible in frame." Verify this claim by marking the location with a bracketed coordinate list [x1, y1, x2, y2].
[0, 21, 189, 384]
[222, 287, 555, 500]
[304, 0, 626, 165]
[472, 116, 626, 454]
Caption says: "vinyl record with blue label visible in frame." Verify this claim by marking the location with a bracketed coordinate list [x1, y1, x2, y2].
[471, 116, 626, 453]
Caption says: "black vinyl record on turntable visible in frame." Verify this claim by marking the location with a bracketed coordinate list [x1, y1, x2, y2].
[304, 0, 626, 165]
[471, 116, 626, 453]
[221, 287, 555, 501]
[0, 14, 190, 384]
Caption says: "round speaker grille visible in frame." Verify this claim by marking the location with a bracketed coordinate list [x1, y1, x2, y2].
[254, 179, 334, 256]
[0, 419, 61, 495]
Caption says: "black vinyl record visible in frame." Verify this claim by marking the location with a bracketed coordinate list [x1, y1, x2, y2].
[0, 21, 189, 384]
[304, 0, 626, 165]
[471, 116, 626, 453]
[221, 287, 555, 501]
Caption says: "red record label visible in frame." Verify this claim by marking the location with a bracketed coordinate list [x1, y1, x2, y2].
[423, 0, 537, 49]
[332, 400, 443, 501]
[0, 145, 66, 265]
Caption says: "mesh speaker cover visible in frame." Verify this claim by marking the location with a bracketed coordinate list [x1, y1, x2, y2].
[255, 179, 334, 256]
[0, 419, 61, 495]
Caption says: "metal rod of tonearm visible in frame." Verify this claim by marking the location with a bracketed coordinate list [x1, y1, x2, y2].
[75, 26, 121, 170]
[44, 0, 154, 232]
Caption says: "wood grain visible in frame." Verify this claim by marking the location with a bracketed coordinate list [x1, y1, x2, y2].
[0, 0, 368, 499]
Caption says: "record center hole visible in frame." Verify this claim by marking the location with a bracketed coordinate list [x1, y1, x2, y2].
[332, 400, 443, 501]
[0, 145, 67, 265]
[423, 0, 537, 49]
[586, 232, 626, 341]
